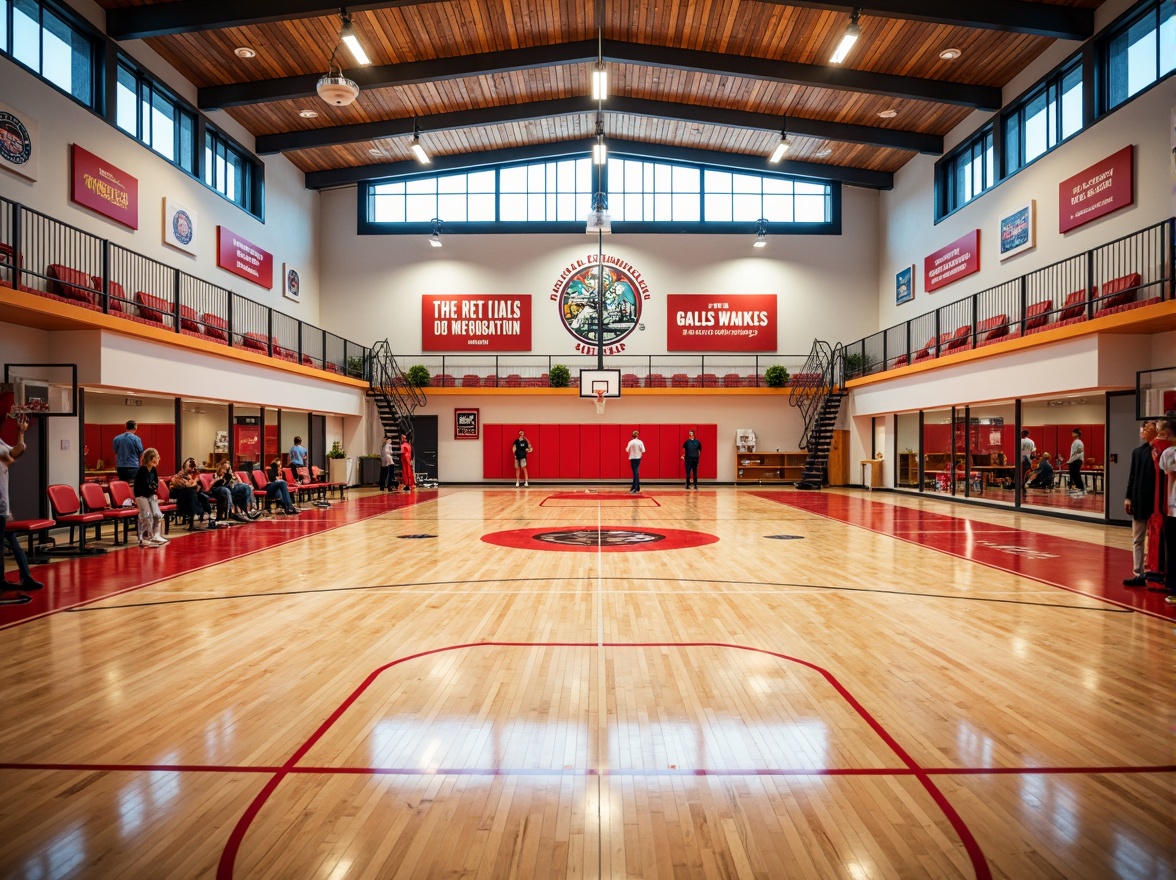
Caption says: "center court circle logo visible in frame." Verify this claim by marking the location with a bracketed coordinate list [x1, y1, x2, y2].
[535, 528, 665, 546]
[482, 525, 718, 552]
[550, 254, 651, 355]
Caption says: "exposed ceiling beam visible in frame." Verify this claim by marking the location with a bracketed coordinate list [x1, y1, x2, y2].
[305, 137, 894, 190]
[200, 38, 1000, 111]
[770, 1, 1093, 40]
[110, 0, 1093, 42]
[255, 95, 942, 155]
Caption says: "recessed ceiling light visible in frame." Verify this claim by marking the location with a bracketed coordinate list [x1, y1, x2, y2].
[299, 109, 319, 118]
[369, 148, 381, 155]
[815, 147, 833, 158]
[878, 108, 898, 118]
[939, 47, 962, 60]
[234, 46, 257, 59]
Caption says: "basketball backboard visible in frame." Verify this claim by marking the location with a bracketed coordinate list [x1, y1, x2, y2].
[3, 364, 77, 417]
[579, 368, 621, 398]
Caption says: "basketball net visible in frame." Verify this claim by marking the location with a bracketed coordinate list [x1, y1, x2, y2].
[594, 389, 606, 415]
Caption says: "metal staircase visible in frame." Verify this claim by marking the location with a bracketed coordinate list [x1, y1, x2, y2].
[789, 340, 845, 490]
[367, 340, 426, 458]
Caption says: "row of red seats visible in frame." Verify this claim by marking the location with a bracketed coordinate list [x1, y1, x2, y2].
[427, 373, 793, 388]
[893, 273, 1149, 368]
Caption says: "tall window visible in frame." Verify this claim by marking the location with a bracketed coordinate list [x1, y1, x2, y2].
[935, 125, 994, 220]
[1003, 61, 1083, 174]
[499, 158, 592, 222]
[1103, 0, 1175, 110]
[116, 61, 196, 172]
[703, 170, 830, 223]
[371, 169, 496, 222]
[608, 159, 700, 222]
[2, 0, 94, 106]
[204, 129, 260, 215]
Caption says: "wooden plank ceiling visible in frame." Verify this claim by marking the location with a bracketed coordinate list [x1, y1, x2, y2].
[93, 0, 1104, 187]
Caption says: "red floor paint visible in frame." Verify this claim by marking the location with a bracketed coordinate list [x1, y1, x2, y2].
[0, 491, 437, 631]
[757, 492, 1175, 621]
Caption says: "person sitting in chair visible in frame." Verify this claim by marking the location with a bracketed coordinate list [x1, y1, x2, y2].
[1026, 452, 1054, 489]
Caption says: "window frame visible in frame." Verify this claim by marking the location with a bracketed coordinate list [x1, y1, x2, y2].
[1098, 0, 1175, 113]
[1, 0, 98, 110]
[934, 124, 995, 221]
[115, 57, 198, 174]
[1001, 55, 1084, 177]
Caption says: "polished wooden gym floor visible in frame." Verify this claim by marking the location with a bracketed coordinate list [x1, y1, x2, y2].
[0, 487, 1172, 879]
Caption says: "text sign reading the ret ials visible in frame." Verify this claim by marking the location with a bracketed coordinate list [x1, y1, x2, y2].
[217, 226, 273, 288]
[924, 229, 980, 293]
[1058, 145, 1134, 234]
[422, 294, 532, 351]
[666, 294, 777, 351]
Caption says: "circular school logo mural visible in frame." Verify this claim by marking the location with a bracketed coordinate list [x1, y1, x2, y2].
[0, 112, 33, 166]
[482, 525, 717, 553]
[550, 254, 650, 355]
[286, 268, 300, 297]
[171, 209, 194, 246]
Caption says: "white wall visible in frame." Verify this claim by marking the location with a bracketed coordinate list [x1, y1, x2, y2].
[877, 0, 1174, 333]
[420, 392, 805, 482]
[319, 185, 880, 358]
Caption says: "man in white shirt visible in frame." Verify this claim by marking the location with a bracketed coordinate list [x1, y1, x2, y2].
[1067, 428, 1086, 497]
[1019, 430, 1035, 487]
[626, 430, 646, 494]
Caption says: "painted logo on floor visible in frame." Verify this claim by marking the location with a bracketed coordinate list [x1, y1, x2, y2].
[482, 526, 718, 552]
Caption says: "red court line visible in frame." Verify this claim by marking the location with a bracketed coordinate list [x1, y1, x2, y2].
[217, 642, 992, 880]
[756, 492, 1175, 621]
[0, 491, 437, 631]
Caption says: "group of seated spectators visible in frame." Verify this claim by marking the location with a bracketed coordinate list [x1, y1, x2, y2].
[169, 457, 301, 528]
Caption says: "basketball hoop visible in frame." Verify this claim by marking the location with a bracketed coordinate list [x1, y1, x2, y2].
[594, 389, 606, 415]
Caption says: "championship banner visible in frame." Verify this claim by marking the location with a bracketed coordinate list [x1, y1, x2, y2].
[71, 144, 138, 229]
[0, 102, 38, 181]
[1059, 145, 1134, 233]
[217, 226, 273, 288]
[924, 229, 980, 293]
[423, 294, 531, 351]
[666, 294, 776, 351]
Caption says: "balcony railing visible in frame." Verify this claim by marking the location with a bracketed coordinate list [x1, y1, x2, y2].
[842, 218, 1175, 379]
[0, 196, 368, 378]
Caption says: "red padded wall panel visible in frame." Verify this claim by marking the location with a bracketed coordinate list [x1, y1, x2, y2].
[638, 425, 661, 478]
[559, 425, 580, 478]
[695, 423, 718, 479]
[483, 424, 503, 478]
[521, 424, 542, 477]
[83, 424, 99, 468]
[579, 424, 601, 479]
[600, 424, 623, 479]
[537, 424, 561, 478]
[661, 427, 684, 482]
[155, 426, 175, 475]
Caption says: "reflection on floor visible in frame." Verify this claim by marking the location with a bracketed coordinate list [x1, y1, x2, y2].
[899, 485, 1106, 515]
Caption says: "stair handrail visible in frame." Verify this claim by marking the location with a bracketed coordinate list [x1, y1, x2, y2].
[370, 340, 426, 440]
[791, 339, 844, 450]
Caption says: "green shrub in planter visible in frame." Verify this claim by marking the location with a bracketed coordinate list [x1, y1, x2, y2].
[843, 352, 875, 377]
[327, 440, 346, 460]
[764, 365, 790, 387]
[406, 364, 431, 387]
[549, 364, 571, 387]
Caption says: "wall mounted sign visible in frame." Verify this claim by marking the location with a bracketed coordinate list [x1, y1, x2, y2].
[895, 266, 914, 305]
[455, 408, 480, 439]
[1058, 145, 1134, 233]
[282, 263, 301, 302]
[999, 200, 1035, 261]
[0, 102, 37, 181]
[666, 294, 776, 351]
[217, 226, 273, 288]
[551, 253, 651, 356]
[163, 197, 197, 255]
[924, 229, 980, 293]
[422, 294, 531, 351]
[71, 144, 138, 229]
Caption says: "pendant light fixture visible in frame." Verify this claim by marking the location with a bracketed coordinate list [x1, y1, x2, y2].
[410, 120, 431, 164]
[768, 119, 790, 163]
[316, 10, 362, 106]
[830, 8, 862, 64]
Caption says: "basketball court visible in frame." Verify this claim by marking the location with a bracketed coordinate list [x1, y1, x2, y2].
[0, 485, 1171, 879]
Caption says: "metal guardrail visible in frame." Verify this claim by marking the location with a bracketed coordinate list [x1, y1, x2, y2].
[842, 218, 1175, 376]
[0, 196, 369, 377]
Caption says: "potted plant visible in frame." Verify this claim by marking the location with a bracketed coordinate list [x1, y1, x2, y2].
[549, 364, 570, 387]
[763, 365, 790, 387]
[346, 355, 365, 379]
[406, 364, 431, 387]
[358, 452, 381, 485]
[843, 352, 875, 378]
[327, 440, 349, 485]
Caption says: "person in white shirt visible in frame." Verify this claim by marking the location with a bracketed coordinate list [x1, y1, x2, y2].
[1067, 428, 1086, 496]
[1019, 430, 1035, 487]
[626, 430, 646, 494]
[379, 437, 396, 491]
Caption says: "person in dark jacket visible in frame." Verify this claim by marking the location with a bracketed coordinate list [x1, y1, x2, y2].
[1026, 452, 1054, 489]
[1123, 420, 1157, 586]
[681, 430, 702, 489]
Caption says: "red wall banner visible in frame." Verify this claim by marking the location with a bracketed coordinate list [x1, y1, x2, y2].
[70, 144, 138, 229]
[217, 226, 273, 288]
[666, 294, 776, 351]
[1058, 145, 1134, 234]
[422, 294, 532, 351]
[924, 229, 980, 293]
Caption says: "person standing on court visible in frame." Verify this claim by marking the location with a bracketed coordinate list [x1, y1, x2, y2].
[400, 436, 415, 491]
[379, 436, 396, 491]
[1122, 420, 1156, 587]
[513, 430, 532, 487]
[112, 420, 144, 483]
[1019, 429, 1035, 487]
[1066, 428, 1085, 497]
[1153, 416, 1176, 599]
[289, 436, 309, 483]
[1, 414, 44, 603]
[682, 430, 701, 490]
[626, 429, 645, 494]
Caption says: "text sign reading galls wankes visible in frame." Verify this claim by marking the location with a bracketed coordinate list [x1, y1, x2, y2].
[217, 226, 273, 288]
[1058, 145, 1134, 234]
[422, 294, 532, 351]
[666, 294, 777, 351]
